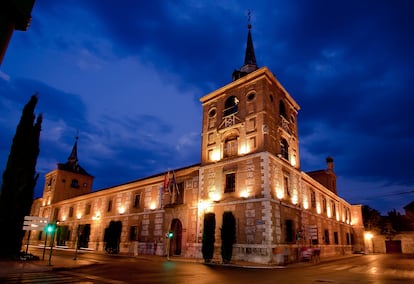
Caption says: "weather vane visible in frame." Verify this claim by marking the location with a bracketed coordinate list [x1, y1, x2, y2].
[247, 9, 252, 29]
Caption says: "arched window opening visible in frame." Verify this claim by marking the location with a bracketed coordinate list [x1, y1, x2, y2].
[279, 100, 287, 119]
[280, 138, 289, 160]
[70, 179, 79, 188]
[224, 96, 239, 117]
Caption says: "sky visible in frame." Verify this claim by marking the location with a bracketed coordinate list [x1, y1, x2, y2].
[1, 0, 413, 215]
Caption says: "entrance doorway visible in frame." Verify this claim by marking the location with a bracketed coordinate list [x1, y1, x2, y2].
[385, 240, 402, 253]
[170, 219, 182, 256]
[78, 224, 90, 249]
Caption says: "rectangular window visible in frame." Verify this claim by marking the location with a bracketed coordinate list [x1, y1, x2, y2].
[283, 175, 290, 197]
[133, 194, 140, 208]
[107, 200, 112, 212]
[322, 197, 327, 214]
[69, 207, 74, 218]
[224, 138, 238, 157]
[208, 149, 214, 161]
[85, 203, 91, 215]
[129, 226, 138, 241]
[331, 200, 336, 218]
[53, 208, 59, 221]
[310, 190, 316, 208]
[324, 229, 330, 244]
[248, 136, 256, 150]
[225, 173, 236, 193]
[285, 220, 294, 243]
[334, 232, 339, 244]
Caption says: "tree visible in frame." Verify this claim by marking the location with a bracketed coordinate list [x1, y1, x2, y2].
[361, 205, 381, 233]
[220, 211, 236, 264]
[0, 94, 42, 258]
[202, 213, 215, 263]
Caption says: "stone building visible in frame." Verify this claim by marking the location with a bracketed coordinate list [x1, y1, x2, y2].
[27, 23, 364, 264]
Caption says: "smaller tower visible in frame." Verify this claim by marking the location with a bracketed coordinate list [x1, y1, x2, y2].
[42, 136, 94, 205]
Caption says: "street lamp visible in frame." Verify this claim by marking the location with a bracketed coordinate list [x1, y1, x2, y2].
[364, 232, 374, 254]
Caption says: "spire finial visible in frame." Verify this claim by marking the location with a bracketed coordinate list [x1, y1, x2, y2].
[247, 9, 252, 30]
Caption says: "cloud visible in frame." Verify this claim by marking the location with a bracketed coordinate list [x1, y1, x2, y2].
[2, 0, 414, 214]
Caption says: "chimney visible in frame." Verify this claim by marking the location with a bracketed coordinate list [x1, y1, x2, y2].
[326, 156, 334, 171]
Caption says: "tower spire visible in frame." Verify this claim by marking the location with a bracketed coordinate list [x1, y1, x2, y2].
[232, 10, 259, 81]
[57, 133, 91, 176]
[68, 135, 78, 164]
[241, 9, 257, 72]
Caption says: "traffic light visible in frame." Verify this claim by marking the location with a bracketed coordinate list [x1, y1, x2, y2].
[46, 223, 55, 233]
[167, 231, 174, 239]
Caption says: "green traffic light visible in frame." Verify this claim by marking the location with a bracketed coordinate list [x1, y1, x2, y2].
[46, 224, 55, 233]
[168, 231, 173, 238]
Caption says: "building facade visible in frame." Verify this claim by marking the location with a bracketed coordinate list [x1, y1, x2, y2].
[27, 24, 364, 264]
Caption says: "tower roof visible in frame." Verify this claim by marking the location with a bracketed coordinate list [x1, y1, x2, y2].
[232, 11, 259, 80]
[57, 136, 91, 176]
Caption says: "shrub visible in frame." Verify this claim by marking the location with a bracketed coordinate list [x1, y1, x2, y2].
[221, 211, 236, 264]
[202, 213, 216, 262]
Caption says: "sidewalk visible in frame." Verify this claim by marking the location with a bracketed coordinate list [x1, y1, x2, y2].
[0, 254, 98, 276]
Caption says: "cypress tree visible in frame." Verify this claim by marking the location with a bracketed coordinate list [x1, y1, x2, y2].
[202, 212, 215, 263]
[0, 94, 42, 258]
[221, 211, 236, 264]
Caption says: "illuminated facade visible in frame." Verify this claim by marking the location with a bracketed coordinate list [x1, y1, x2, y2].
[27, 23, 364, 264]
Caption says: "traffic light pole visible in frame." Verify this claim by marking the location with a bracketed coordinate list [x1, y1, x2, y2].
[47, 224, 57, 266]
[166, 237, 170, 261]
[25, 230, 31, 255]
[42, 233, 48, 260]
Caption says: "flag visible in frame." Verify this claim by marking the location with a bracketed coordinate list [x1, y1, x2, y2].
[163, 171, 170, 193]
[171, 171, 179, 195]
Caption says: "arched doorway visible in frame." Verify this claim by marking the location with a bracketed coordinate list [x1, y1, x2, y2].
[170, 219, 182, 256]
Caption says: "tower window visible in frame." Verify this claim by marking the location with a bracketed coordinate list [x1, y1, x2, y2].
[70, 179, 79, 188]
[280, 139, 289, 160]
[223, 96, 239, 116]
[247, 92, 255, 101]
[224, 173, 236, 193]
[283, 175, 290, 197]
[279, 100, 287, 118]
[224, 136, 238, 157]
[208, 108, 217, 117]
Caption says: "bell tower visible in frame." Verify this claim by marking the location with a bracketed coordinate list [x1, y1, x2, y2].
[42, 136, 94, 205]
[200, 22, 300, 169]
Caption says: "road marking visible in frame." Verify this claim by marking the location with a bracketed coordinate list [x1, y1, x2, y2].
[61, 271, 127, 284]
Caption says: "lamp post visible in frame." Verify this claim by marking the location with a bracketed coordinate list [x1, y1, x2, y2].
[364, 232, 374, 254]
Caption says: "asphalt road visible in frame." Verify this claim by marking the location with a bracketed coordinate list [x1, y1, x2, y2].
[2, 250, 414, 283]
